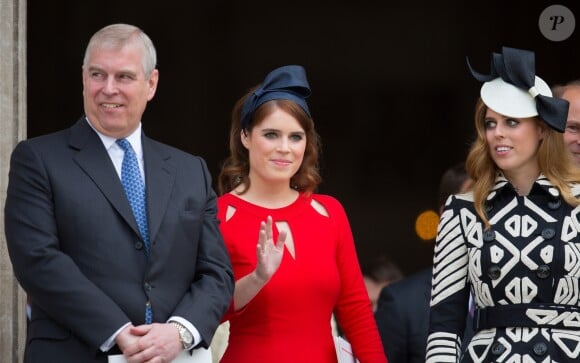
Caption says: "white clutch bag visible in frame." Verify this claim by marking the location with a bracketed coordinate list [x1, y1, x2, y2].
[108, 347, 212, 363]
[334, 336, 360, 363]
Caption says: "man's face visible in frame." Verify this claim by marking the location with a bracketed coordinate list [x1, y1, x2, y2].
[82, 43, 158, 138]
[562, 87, 580, 167]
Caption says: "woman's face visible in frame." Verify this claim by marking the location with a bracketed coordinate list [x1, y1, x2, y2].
[242, 108, 306, 187]
[484, 107, 544, 177]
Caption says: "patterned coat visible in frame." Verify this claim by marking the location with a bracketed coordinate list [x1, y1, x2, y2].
[427, 174, 580, 362]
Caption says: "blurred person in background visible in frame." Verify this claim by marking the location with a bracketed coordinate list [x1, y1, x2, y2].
[375, 162, 472, 363]
[552, 79, 580, 167]
[362, 255, 404, 313]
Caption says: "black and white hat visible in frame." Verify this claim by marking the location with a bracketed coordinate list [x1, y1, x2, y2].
[467, 46, 569, 132]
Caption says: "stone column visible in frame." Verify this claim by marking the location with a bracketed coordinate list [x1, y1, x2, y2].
[0, 0, 27, 361]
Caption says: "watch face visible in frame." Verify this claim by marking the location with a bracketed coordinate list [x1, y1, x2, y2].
[173, 322, 193, 348]
[183, 330, 193, 344]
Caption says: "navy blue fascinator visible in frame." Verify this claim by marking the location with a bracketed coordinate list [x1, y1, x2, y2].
[467, 46, 568, 132]
[240, 65, 312, 129]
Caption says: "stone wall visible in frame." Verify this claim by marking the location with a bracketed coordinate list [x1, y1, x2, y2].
[0, 0, 27, 361]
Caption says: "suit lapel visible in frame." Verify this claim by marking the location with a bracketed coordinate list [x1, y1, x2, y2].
[142, 135, 176, 244]
[70, 119, 141, 237]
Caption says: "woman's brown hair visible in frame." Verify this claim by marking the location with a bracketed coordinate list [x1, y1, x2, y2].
[218, 87, 322, 196]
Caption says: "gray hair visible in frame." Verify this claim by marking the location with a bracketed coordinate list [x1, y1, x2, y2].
[82, 23, 157, 77]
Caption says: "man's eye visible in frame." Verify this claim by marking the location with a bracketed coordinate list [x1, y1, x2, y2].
[118, 74, 135, 81]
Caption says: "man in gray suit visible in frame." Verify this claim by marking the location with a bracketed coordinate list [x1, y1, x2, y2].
[5, 23, 234, 363]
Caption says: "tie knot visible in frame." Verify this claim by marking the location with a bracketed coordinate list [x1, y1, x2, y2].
[116, 138, 133, 153]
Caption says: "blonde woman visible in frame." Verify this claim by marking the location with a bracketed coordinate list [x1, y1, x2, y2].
[427, 47, 580, 362]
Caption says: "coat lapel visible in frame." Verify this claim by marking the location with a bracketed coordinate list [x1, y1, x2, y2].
[69, 119, 141, 237]
[142, 135, 176, 244]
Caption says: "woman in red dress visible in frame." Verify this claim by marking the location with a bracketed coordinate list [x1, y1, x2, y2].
[216, 65, 387, 363]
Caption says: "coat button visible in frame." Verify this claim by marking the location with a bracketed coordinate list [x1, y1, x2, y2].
[144, 282, 152, 292]
[134, 241, 144, 250]
[541, 228, 556, 240]
[483, 229, 496, 242]
[488, 265, 501, 280]
[548, 198, 561, 210]
[533, 342, 548, 356]
[491, 341, 506, 355]
[536, 265, 551, 279]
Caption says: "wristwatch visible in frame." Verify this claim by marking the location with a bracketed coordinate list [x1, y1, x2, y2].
[171, 321, 193, 350]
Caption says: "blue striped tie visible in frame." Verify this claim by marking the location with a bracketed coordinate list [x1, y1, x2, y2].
[116, 138, 152, 324]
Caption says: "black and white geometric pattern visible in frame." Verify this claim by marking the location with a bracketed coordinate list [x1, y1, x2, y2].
[427, 174, 580, 362]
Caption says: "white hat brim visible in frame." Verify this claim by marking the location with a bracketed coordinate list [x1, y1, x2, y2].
[480, 76, 552, 118]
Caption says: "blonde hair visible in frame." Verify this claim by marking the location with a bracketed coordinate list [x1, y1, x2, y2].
[465, 98, 580, 228]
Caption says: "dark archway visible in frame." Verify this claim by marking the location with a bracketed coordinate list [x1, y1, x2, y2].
[28, 1, 580, 275]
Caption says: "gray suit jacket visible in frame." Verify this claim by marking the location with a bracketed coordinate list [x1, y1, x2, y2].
[5, 118, 234, 362]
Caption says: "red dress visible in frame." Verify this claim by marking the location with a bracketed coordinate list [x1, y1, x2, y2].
[218, 192, 387, 363]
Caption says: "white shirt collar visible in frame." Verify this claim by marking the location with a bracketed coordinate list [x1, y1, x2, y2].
[84, 117, 143, 158]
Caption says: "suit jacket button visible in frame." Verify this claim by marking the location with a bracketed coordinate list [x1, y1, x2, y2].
[487, 265, 501, 280]
[533, 342, 548, 356]
[541, 228, 555, 240]
[483, 229, 495, 242]
[536, 265, 551, 279]
[491, 341, 505, 355]
[134, 241, 144, 250]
